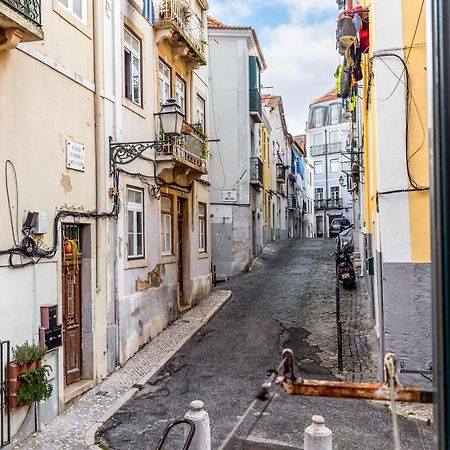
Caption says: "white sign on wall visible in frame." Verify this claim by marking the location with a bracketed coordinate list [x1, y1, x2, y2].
[66, 141, 86, 172]
[222, 190, 237, 203]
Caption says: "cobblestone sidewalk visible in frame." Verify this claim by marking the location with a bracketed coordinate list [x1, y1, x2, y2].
[13, 289, 232, 450]
[339, 282, 378, 382]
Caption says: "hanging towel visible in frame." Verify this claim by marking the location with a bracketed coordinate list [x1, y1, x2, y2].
[143, 0, 155, 24]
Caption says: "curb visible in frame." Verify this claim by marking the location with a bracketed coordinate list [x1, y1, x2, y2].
[85, 289, 232, 448]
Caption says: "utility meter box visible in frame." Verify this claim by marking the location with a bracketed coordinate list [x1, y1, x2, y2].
[34, 211, 48, 234]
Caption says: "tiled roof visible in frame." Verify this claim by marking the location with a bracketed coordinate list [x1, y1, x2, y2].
[293, 135, 306, 153]
[207, 16, 267, 69]
[261, 95, 289, 136]
[312, 87, 339, 105]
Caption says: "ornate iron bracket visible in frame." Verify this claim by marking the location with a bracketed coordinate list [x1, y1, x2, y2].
[109, 136, 166, 173]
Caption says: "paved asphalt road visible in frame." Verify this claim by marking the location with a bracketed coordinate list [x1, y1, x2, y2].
[97, 238, 433, 449]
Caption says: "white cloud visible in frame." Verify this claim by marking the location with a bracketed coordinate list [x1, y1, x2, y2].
[208, 0, 340, 135]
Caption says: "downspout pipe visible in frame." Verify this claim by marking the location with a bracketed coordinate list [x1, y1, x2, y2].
[93, 0, 105, 294]
[93, 0, 108, 376]
[430, 0, 450, 446]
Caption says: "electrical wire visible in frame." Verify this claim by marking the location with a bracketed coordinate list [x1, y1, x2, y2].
[5, 160, 19, 246]
[370, 52, 428, 190]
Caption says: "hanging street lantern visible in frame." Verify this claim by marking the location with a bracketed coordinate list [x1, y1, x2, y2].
[157, 99, 185, 136]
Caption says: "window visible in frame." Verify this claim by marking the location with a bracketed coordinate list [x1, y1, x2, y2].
[331, 186, 340, 200]
[161, 196, 173, 255]
[315, 188, 324, 200]
[314, 161, 323, 175]
[329, 130, 339, 143]
[127, 188, 144, 259]
[313, 134, 324, 146]
[59, 0, 87, 23]
[330, 158, 339, 173]
[196, 95, 206, 131]
[198, 203, 207, 252]
[159, 59, 171, 109]
[311, 107, 326, 128]
[124, 28, 141, 106]
[329, 104, 341, 125]
[176, 75, 186, 114]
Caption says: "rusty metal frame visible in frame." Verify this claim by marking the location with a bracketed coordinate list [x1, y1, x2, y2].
[259, 349, 434, 404]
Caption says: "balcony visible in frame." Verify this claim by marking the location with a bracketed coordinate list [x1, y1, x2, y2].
[249, 88, 262, 123]
[0, 0, 43, 47]
[250, 157, 263, 189]
[310, 142, 342, 156]
[328, 142, 341, 153]
[310, 144, 327, 156]
[154, 0, 206, 68]
[156, 124, 208, 185]
[288, 195, 300, 211]
[314, 198, 343, 210]
[276, 164, 286, 183]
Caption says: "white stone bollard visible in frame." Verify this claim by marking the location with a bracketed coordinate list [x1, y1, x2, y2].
[184, 400, 211, 450]
[304, 415, 332, 450]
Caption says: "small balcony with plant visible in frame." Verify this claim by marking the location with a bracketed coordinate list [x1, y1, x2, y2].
[250, 157, 263, 189]
[155, 100, 208, 185]
[154, 0, 206, 68]
[0, 0, 43, 49]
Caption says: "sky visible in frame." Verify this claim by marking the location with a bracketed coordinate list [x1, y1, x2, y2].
[208, 0, 340, 135]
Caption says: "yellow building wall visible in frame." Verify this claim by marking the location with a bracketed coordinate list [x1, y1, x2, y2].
[402, 0, 431, 263]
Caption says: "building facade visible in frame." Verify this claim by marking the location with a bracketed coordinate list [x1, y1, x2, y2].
[262, 95, 289, 242]
[353, 0, 432, 381]
[207, 17, 266, 279]
[306, 88, 353, 238]
[0, 0, 211, 445]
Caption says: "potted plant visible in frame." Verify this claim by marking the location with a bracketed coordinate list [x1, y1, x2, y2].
[8, 341, 47, 409]
[63, 238, 79, 278]
[181, 121, 193, 135]
[16, 365, 53, 406]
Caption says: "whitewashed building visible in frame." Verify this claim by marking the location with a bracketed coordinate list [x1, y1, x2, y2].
[306, 88, 353, 237]
[207, 17, 266, 279]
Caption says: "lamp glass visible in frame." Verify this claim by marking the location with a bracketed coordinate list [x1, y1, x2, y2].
[159, 99, 185, 135]
[339, 176, 345, 187]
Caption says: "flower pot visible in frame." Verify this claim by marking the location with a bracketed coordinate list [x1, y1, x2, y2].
[181, 123, 193, 135]
[64, 242, 73, 254]
[8, 359, 42, 410]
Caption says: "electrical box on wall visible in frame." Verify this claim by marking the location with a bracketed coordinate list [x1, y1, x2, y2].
[35, 212, 48, 234]
[23, 211, 48, 234]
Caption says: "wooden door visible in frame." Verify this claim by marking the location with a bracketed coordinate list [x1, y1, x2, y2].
[62, 250, 82, 386]
[177, 198, 184, 303]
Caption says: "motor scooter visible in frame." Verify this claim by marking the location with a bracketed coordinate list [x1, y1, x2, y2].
[335, 227, 356, 290]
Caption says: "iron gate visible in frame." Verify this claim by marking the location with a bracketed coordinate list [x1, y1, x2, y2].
[0, 341, 11, 448]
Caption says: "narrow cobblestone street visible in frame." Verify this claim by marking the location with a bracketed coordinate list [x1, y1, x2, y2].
[97, 238, 433, 450]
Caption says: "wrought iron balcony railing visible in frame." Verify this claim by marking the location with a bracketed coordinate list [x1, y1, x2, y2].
[154, 0, 206, 64]
[250, 157, 263, 187]
[310, 142, 342, 156]
[2, 0, 41, 25]
[276, 164, 286, 183]
[288, 195, 299, 210]
[249, 89, 262, 122]
[158, 142, 207, 172]
[314, 198, 343, 210]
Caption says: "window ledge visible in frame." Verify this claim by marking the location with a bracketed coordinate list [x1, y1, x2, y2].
[197, 252, 209, 259]
[123, 97, 146, 118]
[125, 258, 148, 269]
[161, 254, 176, 264]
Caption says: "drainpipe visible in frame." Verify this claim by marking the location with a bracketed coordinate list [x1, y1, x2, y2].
[324, 129, 329, 236]
[93, 0, 107, 374]
[431, 0, 450, 445]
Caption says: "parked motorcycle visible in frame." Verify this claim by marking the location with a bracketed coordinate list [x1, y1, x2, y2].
[335, 227, 356, 290]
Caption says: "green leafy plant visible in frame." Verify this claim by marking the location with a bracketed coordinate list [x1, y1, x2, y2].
[13, 341, 47, 366]
[17, 365, 53, 405]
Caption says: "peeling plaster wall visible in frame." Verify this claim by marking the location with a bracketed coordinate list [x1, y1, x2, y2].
[118, 284, 178, 364]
